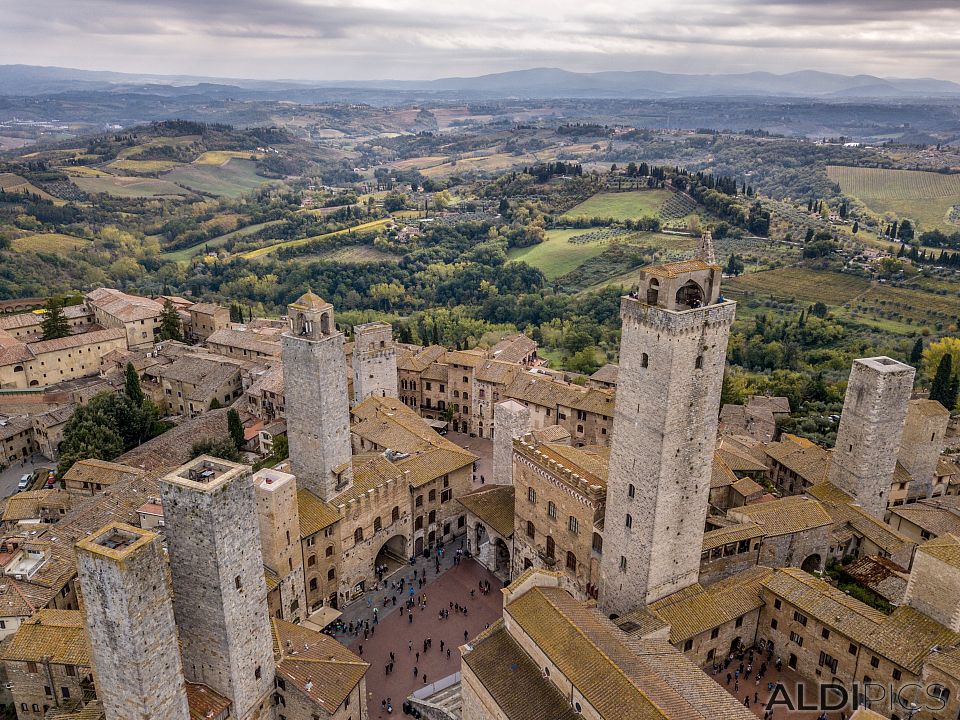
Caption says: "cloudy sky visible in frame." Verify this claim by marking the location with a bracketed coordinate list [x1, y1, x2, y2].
[3, 0, 960, 81]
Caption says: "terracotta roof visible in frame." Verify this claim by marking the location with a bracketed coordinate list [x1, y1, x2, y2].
[746, 395, 791, 414]
[590, 363, 619, 384]
[289, 291, 330, 311]
[702, 522, 763, 552]
[187, 302, 223, 316]
[649, 566, 772, 643]
[419, 363, 449, 382]
[889, 502, 960, 537]
[731, 476, 764, 498]
[529, 425, 571, 444]
[730, 495, 832, 536]
[27, 327, 125, 355]
[397, 345, 446, 373]
[63, 458, 145, 487]
[910, 398, 951, 418]
[86, 288, 163, 322]
[297, 488, 341, 537]
[186, 682, 232, 720]
[489, 334, 537, 364]
[442, 349, 486, 368]
[475, 359, 522, 385]
[206, 328, 280, 355]
[916, 533, 960, 570]
[462, 624, 580, 720]
[458, 485, 515, 538]
[613, 605, 671, 637]
[762, 437, 831, 485]
[273, 619, 368, 714]
[115, 409, 231, 471]
[642, 259, 717, 279]
[868, 604, 960, 674]
[807, 481, 913, 556]
[711, 455, 739, 489]
[716, 441, 768, 473]
[3, 609, 89, 665]
[3, 489, 73, 522]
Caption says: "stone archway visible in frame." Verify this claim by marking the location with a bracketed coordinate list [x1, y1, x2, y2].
[676, 280, 705, 309]
[376, 534, 407, 575]
[494, 537, 510, 577]
[801, 554, 822, 573]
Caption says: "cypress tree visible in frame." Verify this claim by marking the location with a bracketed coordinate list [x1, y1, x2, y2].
[125, 362, 144, 407]
[158, 299, 182, 341]
[910, 338, 924, 366]
[948, 374, 960, 413]
[40, 297, 71, 341]
[227, 408, 244, 449]
[930, 354, 954, 408]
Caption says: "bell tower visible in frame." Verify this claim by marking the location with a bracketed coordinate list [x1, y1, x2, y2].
[281, 291, 353, 501]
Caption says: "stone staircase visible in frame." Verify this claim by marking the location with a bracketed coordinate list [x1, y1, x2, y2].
[409, 672, 462, 719]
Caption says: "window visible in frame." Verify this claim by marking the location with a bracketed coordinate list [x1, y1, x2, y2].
[415, 516, 423, 530]
[326, 545, 334, 557]
[770, 619, 778, 630]
[818, 652, 838, 674]
[255, 666, 262, 680]
[528, 487, 537, 503]
[625, 513, 633, 529]
[415, 495, 423, 508]
[428, 489, 436, 502]
[310, 578, 318, 591]
[710, 628, 719, 640]
[26, 662, 38, 674]
[354, 527, 364, 543]
[65, 666, 75, 677]
[592, 533, 603, 554]
[566, 551, 577, 571]
[695, 356, 703, 369]
[774, 599, 782, 610]
[308, 555, 316, 567]
[392, 506, 400, 522]
[793, 611, 807, 626]
[619, 556, 627, 573]
[328, 568, 336, 581]
[61, 687, 70, 699]
[627, 483, 635, 499]
[374, 517, 382, 533]
[441, 488, 452, 503]
[735, 616, 743, 628]
[790, 632, 803, 647]
[683, 639, 693, 651]
[641, 353, 649, 368]
[892, 669, 901, 681]
[547, 501, 557, 519]
[870, 656, 879, 669]
[428, 510, 436, 524]
[527, 521, 535, 539]
[930, 685, 950, 704]
[235, 575, 242, 590]
[821, 628, 830, 640]
[848, 643, 857, 656]
[568, 516, 578, 534]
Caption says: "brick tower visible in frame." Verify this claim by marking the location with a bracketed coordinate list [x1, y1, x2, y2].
[281, 291, 353, 501]
[253, 467, 307, 623]
[829, 357, 915, 518]
[352, 321, 398, 404]
[599, 260, 736, 614]
[76, 523, 191, 720]
[160, 457, 275, 720]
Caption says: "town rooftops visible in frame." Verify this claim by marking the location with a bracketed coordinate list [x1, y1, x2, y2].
[589, 363, 619, 385]
[916, 533, 960, 570]
[297, 488, 341, 537]
[24, 327, 126, 356]
[489, 334, 537, 364]
[3, 609, 89, 665]
[458, 485, 515, 539]
[206, 327, 281, 356]
[807, 481, 913, 557]
[289, 291, 330, 311]
[272, 618, 368, 714]
[86, 287, 163, 322]
[63, 458, 145, 488]
[185, 682, 232, 720]
[730, 495, 832, 536]
[187, 302, 223, 316]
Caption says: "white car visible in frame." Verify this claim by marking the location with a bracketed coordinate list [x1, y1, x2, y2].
[17, 474, 32, 491]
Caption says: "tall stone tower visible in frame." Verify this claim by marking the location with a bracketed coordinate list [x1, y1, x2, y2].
[160, 457, 276, 720]
[253, 467, 307, 623]
[493, 399, 531, 485]
[76, 523, 191, 720]
[352, 321, 398, 404]
[828, 357, 915, 518]
[281, 291, 353, 501]
[696, 231, 716, 265]
[898, 398, 950, 501]
[599, 260, 736, 614]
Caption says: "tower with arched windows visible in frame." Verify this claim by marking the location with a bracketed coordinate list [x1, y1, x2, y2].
[281, 291, 353, 501]
[600, 260, 736, 615]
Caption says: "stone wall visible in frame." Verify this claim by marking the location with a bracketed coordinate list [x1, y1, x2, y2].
[492, 401, 529, 485]
[903, 548, 960, 631]
[352, 322, 398, 405]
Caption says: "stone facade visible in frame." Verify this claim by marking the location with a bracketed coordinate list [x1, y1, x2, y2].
[899, 399, 951, 501]
[600, 261, 735, 614]
[253, 468, 306, 624]
[160, 457, 275, 720]
[75, 523, 191, 720]
[0, 328, 127, 390]
[282, 293, 354, 501]
[351, 321, 397, 404]
[902, 537, 960, 632]
[829, 357, 915, 518]
[492, 400, 530, 485]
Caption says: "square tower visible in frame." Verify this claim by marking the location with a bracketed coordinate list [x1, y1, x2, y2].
[898, 398, 950, 501]
[352, 321, 398, 404]
[160, 457, 276, 720]
[493, 399, 531, 485]
[281, 291, 353, 501]
[76, 523, 191, 720]
[253, 467, 307, 623]
[599, 260, 736, 615]
[829, 357, 915, 518]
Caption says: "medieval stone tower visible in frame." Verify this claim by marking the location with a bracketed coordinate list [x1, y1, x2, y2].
[829, 357, 915, 518]
[160, 457, 276, 720]
[253, 467, 307, 623]
[899, 398, 950, 501]
[281, 291, 353, 501]
[352, 321, 398, 404]
[76, 523, 191, 720]
[599, 260, 736, 614]
[493, 399, 531, 485]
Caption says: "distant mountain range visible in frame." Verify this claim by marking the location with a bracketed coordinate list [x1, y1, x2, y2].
[2, 64, 960, 100]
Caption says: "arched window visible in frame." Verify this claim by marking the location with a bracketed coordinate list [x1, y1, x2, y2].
[566, 551, 577, 571]
[545, 535, 555, 560]
[373, 516, 382, 533]
[325, 545, 333, 557]
[327, 568, 336, 581]
[592, 532, 603, 554]
[619, 555, 627, 572]
[527, 521, 535, 539]
[415, 516, 423, 530]
[307, 555, 316, 567]
[547, 501, 557, 519]
[428, 510, 436, 525]
[391, 506, 400, 523]
[309, 578, 317, 591]
[695, 355, 703, 370]
[625, 514, 633, 529]
[628, 484, 635, 499]
[640, 353, 648, 369]
[930, 685, 950, 704]
[354, 527, 363, 543]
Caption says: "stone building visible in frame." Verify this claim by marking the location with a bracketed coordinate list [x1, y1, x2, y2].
[160, 457, 275, 720]
[728, 496, 834, 572]
[1, 610, 94, 719]
[0, 327, 126, 390]
[0, 415, 38, 465]
[297, 488, 342, 612]
[351, 321, 397, 404]
[282, 292, 354, 501]
[75, 523, 191, 720]
[206, 327, 282, 360]
[187, 302, 230, 342]
[600, 260, 736, 614]
[145, 354, 244, 416]
[30, 405, 73, 461]
[460, 569, 757, 720]
[829, 357, 915, 519]
[698, 522, 764, 586]
[253, 468, 307, 624]
[61, 458, 145, 496]
[491, 399, 530, 485]
[459, 484, 515, 580]
[85, 287, 165, 350]
[898, 399, 952, 502]
[512, 435, 608, 600]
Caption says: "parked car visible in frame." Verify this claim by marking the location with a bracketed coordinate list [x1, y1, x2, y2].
[17, 474, 31, 491]
[45, 472, 56, 488]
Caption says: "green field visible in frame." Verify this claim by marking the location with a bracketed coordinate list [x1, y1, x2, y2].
[560, 190, 673, 221]
[12, 233, 89, 253]
[164, 159, 275, 198]
[508, 229, 613, 279]
[240, 218, 393, 259]
[160, 220, 286, 261]
[72, 175, 189, 198]
[300, 246, 402, 264]
[724, 266, 870, 306]
[827, 165, 960, 231]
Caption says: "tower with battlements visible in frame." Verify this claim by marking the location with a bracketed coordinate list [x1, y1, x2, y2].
[160, 456, 275, 720]
[76, 523, 191, 720]
[829, 357, 915, 518]
[352, 321, 398, 404]
[600, 260, 736, 614]
[281, 291, 353, 500]
[253, 467, 307, 623]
